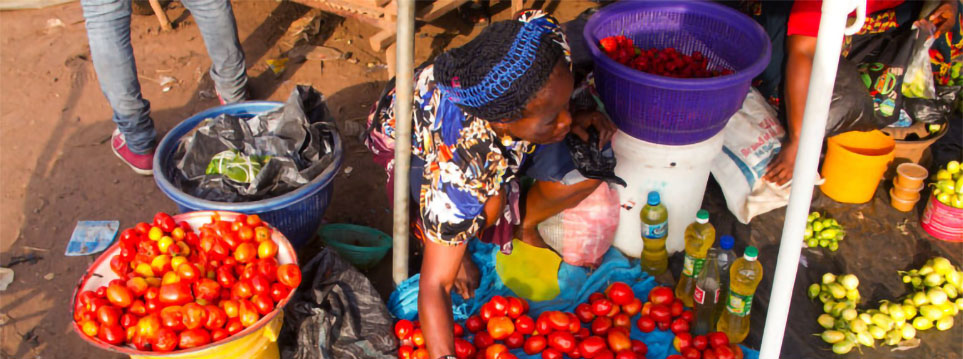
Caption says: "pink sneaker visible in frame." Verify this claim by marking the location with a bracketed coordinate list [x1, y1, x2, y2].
[111, 130, 154, 176]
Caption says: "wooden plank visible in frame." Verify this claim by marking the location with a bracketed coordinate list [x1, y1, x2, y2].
[511, 0, 523, 15]
[369, 28, 397, 51]
[291, 0, 387, 28]
[417, 0, 468, 22]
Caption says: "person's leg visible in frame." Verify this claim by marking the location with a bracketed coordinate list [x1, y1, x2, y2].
[82, 0, 156, 154]
[181, 0, 248, 103]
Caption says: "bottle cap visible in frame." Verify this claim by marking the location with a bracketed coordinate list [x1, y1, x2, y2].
[647, 191, 661, 206]
[744, 246, 758, 260]
[720, 235, 735, 250]
[696, 209, 709, 223]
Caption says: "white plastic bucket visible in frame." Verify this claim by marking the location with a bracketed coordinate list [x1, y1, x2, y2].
[611, 130, 725, 257]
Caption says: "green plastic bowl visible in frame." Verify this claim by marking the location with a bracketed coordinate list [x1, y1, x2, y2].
[319, 224, 392, 269]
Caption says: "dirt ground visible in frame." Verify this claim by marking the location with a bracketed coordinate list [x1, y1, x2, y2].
[0, 1, 595, 357]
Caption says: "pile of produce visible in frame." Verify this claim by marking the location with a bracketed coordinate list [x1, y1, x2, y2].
[808, 257, 963, 354]
[930, 160, 963, 209]
[802, 212, 846, 252]
[396, 283, 749, 359]
[73, 212, 301, 352]
[598, 36, 733, 78]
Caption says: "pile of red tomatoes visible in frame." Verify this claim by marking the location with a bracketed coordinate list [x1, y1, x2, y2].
[73, 212, 301, 352]
[598, 36, 734, 78]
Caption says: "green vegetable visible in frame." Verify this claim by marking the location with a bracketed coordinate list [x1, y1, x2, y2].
[818, 314, 836, 329]
[821, 330, 845, 344]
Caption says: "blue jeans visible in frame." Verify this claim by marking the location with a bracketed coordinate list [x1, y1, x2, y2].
[82, 0, 248, 154]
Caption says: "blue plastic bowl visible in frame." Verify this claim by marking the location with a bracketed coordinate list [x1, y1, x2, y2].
[584, 1, 771, 145]
[153, 102, 343, 248]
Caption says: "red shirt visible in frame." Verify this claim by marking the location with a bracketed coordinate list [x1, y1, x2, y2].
[787, 0, 904, 37]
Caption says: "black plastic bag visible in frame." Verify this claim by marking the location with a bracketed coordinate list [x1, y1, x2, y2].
[279, 247, 396, 359]
[848, 26, 920, 123]
[826, 58, 886, 136]
[172, 86, 338, 202]
[564, 126, 626, 187]
[903, 85, 961, 123]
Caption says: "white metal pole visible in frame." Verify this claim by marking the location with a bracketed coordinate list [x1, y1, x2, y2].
[758, 1, 866, 358]
[392, 0, 415, 286]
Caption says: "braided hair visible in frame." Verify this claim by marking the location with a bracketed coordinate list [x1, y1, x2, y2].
[434, 11, 571, 122]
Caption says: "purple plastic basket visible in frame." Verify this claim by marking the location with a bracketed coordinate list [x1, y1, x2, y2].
[584, 1, 771, 145]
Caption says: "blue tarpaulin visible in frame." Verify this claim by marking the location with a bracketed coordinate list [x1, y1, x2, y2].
[388, 240, 760, 359]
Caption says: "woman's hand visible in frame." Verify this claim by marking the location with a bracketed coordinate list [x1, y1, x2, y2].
[571, 110, 617, 148]
[920, 0, 958, 39]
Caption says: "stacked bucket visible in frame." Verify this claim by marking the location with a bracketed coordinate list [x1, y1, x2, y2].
[890, 163, 928, 212]
[583, 1, 770, 254]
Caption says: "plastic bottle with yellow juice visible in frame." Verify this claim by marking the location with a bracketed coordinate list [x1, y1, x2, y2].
[676, 209, 715, 307]
[716, 246, 763, 344]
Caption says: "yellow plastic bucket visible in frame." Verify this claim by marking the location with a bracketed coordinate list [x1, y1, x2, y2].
[131, 313, 283, 359]
[820, 130, 895, 203]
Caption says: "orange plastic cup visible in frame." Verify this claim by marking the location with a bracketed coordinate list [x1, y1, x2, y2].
[890, 187, 920, 212]
[895, 163, 928, 189]
[892, 179, 924, 200]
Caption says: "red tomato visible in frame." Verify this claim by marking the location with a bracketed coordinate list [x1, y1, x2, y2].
[514, 315, 535, 335]
[216, 266, 237, 288]
[473, 331, 494, 349]
[487, 316, 515, 340]
[254, 226, 271, 242]
[605, 282, 634, 306]
[453, 323, 464, 337]
[546, 311, 570, 332]
[465, 315, 484, 333]
[232, 280, 254, 299]
[670, 318, 690, 335]
[631, 340, 648, 356]
[523, 335, 547, 355]
[256, 258, 279, 282]
[135, 222, 152, 235]
[680, 310, 694, 323]
[589, 292, 606, 303]
[105, 284, 133, 308]
[257, 240, 278, 259]
[395, 319, 414, 340]
[504, 331, 525, 349]
[480, 303, 497, 323]
[636, 315, 655, 333]
[485, 343, 508, 359]
[708, 332, 730, 349]
[178, 328, 212, 349]
[615, 350, 638, 359]
[575, 303, 596, 323]
[607, 329, 631, 352]
[591, 299, 613, 317]
[120, 313, 139, 329]
[238, 300, 260, 327]
[622, 298, 643, 317]
[251, 295, 274, 315]
[204, 305, 227, 330]
[277, 264, 302, 288]
[220, 299, 240, 318]
[97, 323, 125, 345]
[110, 255, 129, 278]
[541, 348, 563, 359]
[673, 333, 693, 352]
[648, 286, 674, 306]
[245, 214, 262, 227]
[96, 306, 122, 326]
[80, 319, 99, 337]
[131, 333, 152, 351]
[153, 327, 178, 352]
[535, 312, 552, 335]
[650, 304, 671, 324]
[578, 336, 606, 358]
[591, 316, 612, 336]
[238, 226, 255, 242]
[670, 299, 684, 318]
[125, 277, 148, 297]
[547, 331, 575, 354]
[225, 318, 244, 335]
[613, 314, 631, 329]
[209, 240, 230, 261]
[575, 327, 590, 340]
[250, 275, 271, 296]
[489, 296, 509, 317]
[454, 338, 476, 358]
[234, 243, 257, 263]
[411, 348, 429, 359]
[182, 303, 208, 330]
[682, 347, 701, 359]
[154, 212, 176, 233]
[210, 328, 229, 342]
[176, 263, 201, 283]
[159, 282, 193, 305]
[506, 297, 525, 319]
[692, 335, 708, 351]
[270, 283, 290, 303]
[715, 345, 736, 359]
[410, 328, 425, 347]
[596, 349, 615, 359]
[136, 314, 162, 341]
[145, 297, 162, 314]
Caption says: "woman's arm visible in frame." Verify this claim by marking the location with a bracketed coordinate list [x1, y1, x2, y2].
[764, 34, 816, 185]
